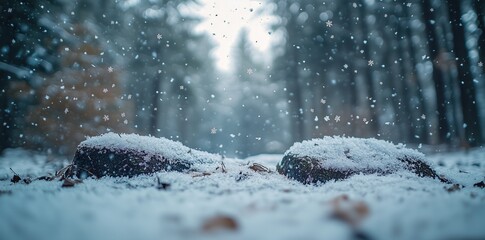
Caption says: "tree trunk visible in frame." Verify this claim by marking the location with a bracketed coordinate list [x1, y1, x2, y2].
[359, 0, 379, 136]
[447, 0, 483, 146]
[386, 14, 410, 142]
[149, 77, 160, 135]
[345, 2, 360, 136]
[403, 5, 429, 143]
[422, 0, 451, 145]
[286, 17, 305, 142]
[475, 0, 485, 67]
[0, 72, 11, 153]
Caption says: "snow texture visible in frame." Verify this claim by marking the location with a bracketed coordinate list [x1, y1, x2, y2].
[0, 148, 484, 240]
[285, 136, 427, 172]
[79, 132, 220, 171]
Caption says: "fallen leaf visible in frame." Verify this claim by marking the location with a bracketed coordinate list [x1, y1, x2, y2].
[10, 168, 21, 183]
[248, 163, 271, 173]
[215, 161, 227, 173]
[10, 175, 21, 183]
[202, 215, 238, 232]
[192, 172, 212, 178]
[55, 164, 74, 179]
[330, 195, 369, 227]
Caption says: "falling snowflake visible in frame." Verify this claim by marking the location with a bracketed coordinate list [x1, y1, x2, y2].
[421, 114, 426, 120]
[103, 88, 108, 93]
[64, 108, 69, 114]
[326, 20, 333, 27]
[368, 60, 374, 66]
[180, 85, 184, 90]
[210, 128, 217, 134]
[479, 62, 484, 67]
[123, 119, 128, 125]
[103, 115, 109, 121]
[121, 112, 126, 118]
[335, 115, 341, 122]
[343, 64, 349, 69]
[320, 99, 326, 104]
[324, 116, 330, 122]
[7, 8, 12, 13]
[108, 66, 114, 72]
[247, 68, 254, 75]
[157, 33, 162, 40]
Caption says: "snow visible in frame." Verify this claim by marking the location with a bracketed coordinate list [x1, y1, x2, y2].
[1, 148, 485, 240]
[285, 136, 426, 172]
[79, 133, 220, 170]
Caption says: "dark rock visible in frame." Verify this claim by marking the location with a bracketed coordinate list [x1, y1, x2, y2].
[398, 156, 449, 182]
[70, 133, 218, 178]
[277, 155, 356, 184]
[277, 137, 447, 184]
[71, 146, 192, 178]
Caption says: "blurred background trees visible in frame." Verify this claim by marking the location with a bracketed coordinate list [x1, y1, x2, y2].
[268, 0, 484, 150]
[0, 0, 484, 157]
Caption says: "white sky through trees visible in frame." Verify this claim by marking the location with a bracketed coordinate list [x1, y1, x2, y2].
[192, 0, 276, 72]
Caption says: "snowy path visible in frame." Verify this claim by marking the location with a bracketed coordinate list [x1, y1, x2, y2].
[0, 149, 484, 240]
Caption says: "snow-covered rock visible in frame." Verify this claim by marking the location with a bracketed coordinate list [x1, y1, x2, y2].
[71, 133, 220, 178]
[277, 137, 446, 184]
[1, 148, 484, 240]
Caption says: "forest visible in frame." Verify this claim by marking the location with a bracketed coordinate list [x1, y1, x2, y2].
[0, 0, 484, 157]
[1, 1, 485, 240]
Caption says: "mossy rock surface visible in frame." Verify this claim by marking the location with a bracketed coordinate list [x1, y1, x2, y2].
[277, 137, 446, 184]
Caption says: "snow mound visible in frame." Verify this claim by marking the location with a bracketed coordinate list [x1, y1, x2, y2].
[80, 132, 219, 164]
[285, 136, 427, 172]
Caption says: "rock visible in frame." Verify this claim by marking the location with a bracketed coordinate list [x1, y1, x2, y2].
[276, 137, 447, 184]
[70, 133, 218, 178]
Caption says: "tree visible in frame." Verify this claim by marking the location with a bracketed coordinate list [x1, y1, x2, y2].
[475, 0, 485, 67]
[122, 0, 214, 147]
[0, 1, 65, 153]
[447, 0, 483, 146]
[233, 29, 282, 157]
[422, 0, 452, 145]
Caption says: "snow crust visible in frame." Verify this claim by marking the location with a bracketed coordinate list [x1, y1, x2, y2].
[79, 133, 220, 168]
[285, 137, 427, 171]
[1, 148, 484, 240]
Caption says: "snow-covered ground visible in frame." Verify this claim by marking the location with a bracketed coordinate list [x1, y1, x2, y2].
[0, 148, 484, 240]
